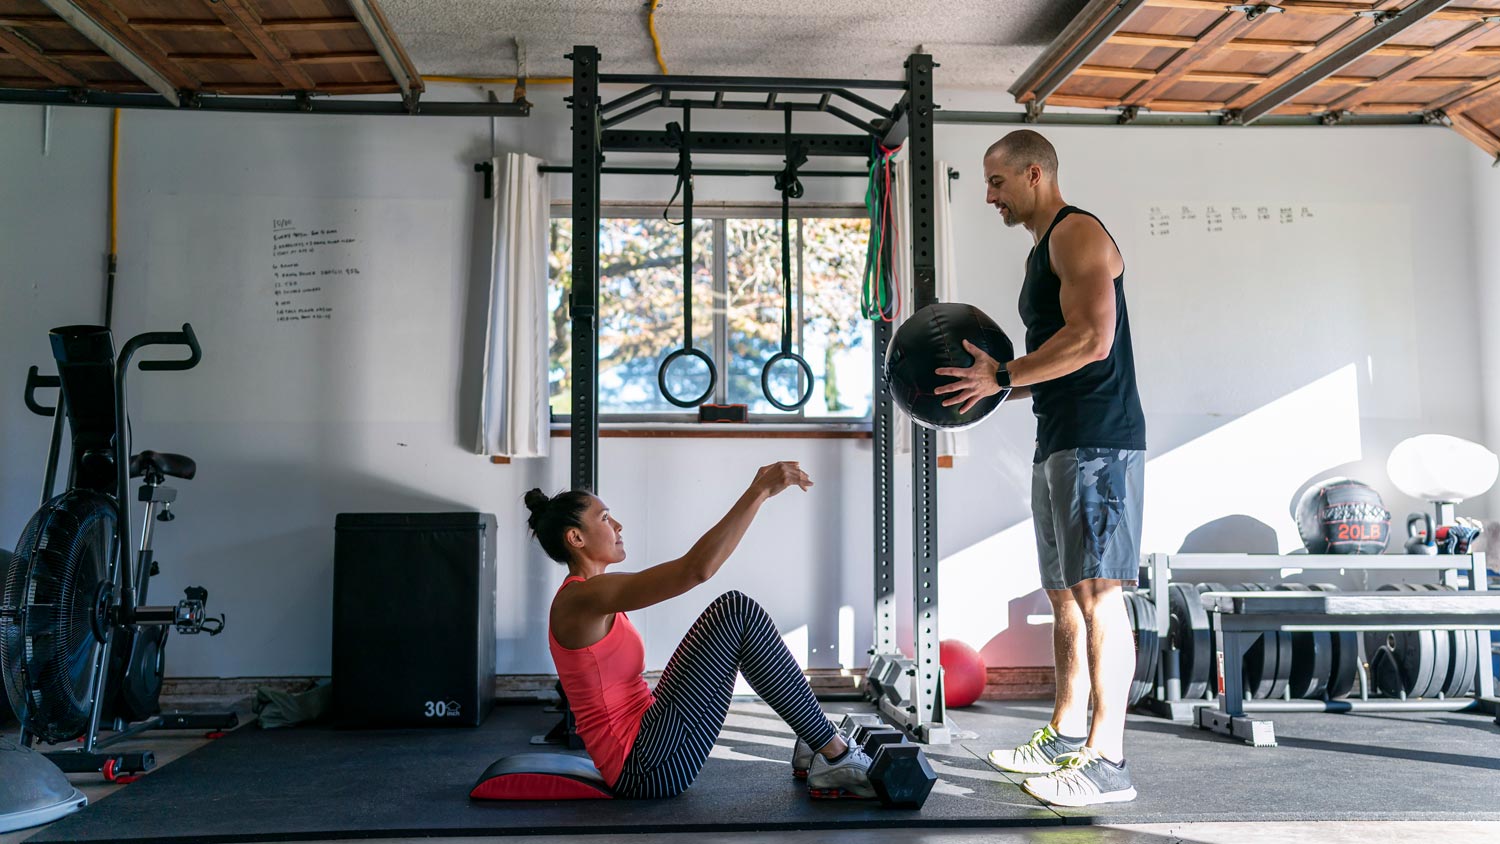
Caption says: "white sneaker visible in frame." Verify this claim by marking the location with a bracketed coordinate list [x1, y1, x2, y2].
[1021, 747, 1137, 807]
[792, 737, 813, 778]
[987, 724, 1085, 774]
[806, 744, 876, 799]
[792, 730, 850, 779]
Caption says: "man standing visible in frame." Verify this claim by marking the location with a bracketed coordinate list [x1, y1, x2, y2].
[935, 130, 1146, 807]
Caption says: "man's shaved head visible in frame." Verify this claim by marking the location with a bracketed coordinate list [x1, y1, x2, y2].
[985, 130, 1058, 180]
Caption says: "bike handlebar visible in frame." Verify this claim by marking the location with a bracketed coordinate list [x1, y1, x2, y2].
[127, 323, 202, 372]
[24, 366, 60, 417]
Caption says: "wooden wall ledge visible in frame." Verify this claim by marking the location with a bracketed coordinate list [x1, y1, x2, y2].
[162, 667, 1053, 704]
[548, 427, 872, 440]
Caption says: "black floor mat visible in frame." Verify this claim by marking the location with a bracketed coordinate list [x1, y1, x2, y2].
[23, 699, 1500, 842]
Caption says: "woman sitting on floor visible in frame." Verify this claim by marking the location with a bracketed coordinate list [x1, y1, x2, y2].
[525, 461, 872, 799]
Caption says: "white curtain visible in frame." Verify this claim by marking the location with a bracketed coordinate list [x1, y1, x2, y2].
[890, 150, 968, 460]
[476, 153, 551, 458]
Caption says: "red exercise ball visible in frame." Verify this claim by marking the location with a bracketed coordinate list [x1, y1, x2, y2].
[940, 639, 987, 708]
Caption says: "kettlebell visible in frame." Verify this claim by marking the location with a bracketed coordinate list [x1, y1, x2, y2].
[1404, 513, 1436, 555]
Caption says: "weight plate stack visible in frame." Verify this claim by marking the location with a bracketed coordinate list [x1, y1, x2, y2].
[1366, 584, 1443, 699]
[1421, 584, 1476, 698]
[1309, 584, 1359, 699]
[1274, 584, 1334, 699]
[1238, 583, 1292, 700]
[1168, 583, 1212, 700]
[1124, 591, 1159, 707]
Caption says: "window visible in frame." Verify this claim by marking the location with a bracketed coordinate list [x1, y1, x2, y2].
[547, 205, 872, 423]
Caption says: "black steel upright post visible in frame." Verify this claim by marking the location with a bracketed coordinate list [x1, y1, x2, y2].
[906, 52, 946, 741]
[569, 46, 602, 493]
[872, 318, 896, 657]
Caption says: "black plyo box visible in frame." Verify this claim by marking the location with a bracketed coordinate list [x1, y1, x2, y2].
[332, 512, 496, 728]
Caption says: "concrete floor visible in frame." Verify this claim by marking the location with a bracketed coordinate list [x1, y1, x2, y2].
[5, 709, 1500, 844]
[249, 827, 1500, 844]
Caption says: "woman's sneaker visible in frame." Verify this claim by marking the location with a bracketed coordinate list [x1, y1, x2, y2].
[792, 738, 813, 778]
[792, 730, 851, 779]
[1021, 746, 1137, 807]
[806, 745, 876, 799]
[987, 724, 1085, 774]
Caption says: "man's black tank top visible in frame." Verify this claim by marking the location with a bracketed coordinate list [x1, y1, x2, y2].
[1019, 206, 1146, 462]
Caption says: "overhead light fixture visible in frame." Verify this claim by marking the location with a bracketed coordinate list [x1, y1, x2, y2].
[1387, 434, 1498, 528]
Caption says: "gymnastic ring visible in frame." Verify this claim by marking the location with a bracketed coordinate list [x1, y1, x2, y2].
[760, 351, 814, 411]
[658, 347, 717, 408]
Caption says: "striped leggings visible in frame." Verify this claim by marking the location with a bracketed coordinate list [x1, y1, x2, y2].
[612, 590, 838, 799]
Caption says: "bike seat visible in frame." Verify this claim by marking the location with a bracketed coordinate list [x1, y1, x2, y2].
[130, 450, 196, 480]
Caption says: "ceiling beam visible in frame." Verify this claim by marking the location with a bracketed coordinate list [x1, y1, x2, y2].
[1147, 0, 1365, 14]
[1127, 10, 1270, 106]
[0, 15, 72, 29]
[1450, 109, 1500, 153]
[1011, 0, 1151, 107]
[262, 18, 363, 33]
[0, 26, 85, 87]
[205, 0, 317, 91]
[1109, 31, 1197, 49]
[1111, 32, 1497, 59]
[125, 17, 363, 34]
[0, 86, 526, 115]
[292, 52, 383, 66]
[1326, 16, 1500, 111]
[39, 0, 192, 104]
[38, 49, 115, 63]
[1225, 0, 1405, 114]
[1077, 64, 1155, 80]
[1433, 73, 1500, 112]
[1230, 0, 1451, 124]
[1228, 38, 1318, 54]
[128, 18, 225, 33]
[343, 0, 422, 110]
[167, 52, 257, 63]
[1148, 0, 1493, 18]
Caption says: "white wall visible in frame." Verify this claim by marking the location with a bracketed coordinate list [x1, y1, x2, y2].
[932, 109, 1487, 656]
[0, 88, 1490, 681]
[1474, 148, 1500, 524]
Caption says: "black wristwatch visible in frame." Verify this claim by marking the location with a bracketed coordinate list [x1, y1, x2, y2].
[995, 363, 1012, 391]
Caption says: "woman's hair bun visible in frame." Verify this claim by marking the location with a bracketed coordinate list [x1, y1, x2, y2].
[523, 488, 550, 515]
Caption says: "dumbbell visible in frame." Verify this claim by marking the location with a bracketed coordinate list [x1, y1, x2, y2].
[840, 712, 884, 740]
[859, 728, 906, 755]
[854, 729, 937, 809]
[869, 742, 937, 809]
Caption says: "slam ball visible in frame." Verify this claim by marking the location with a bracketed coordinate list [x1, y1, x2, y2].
[940, 639, 987, 708]
[884, 303, 1014, 431]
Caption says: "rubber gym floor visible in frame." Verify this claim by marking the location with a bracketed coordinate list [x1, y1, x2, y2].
[5, 694, 1498, 844]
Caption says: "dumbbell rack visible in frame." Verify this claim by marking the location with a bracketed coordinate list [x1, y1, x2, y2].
[1136, 552, 1498, 721]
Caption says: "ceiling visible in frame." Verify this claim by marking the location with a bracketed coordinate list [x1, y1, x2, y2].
[2, 1, 1498, 155]
[1011, 0, 1500, 154]
[379, 0, 1089, 87]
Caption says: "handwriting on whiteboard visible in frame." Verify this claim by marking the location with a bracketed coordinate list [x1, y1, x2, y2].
[271, 218, 362, 324]
[1147, 204, 1315, 237]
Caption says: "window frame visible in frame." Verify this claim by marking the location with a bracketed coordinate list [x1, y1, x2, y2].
[548, 200, 875, 429]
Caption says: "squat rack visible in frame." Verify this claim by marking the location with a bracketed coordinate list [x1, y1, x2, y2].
[561, 45, 950, 742]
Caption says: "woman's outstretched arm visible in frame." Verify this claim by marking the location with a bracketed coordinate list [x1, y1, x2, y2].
[566, 462, 812, 616]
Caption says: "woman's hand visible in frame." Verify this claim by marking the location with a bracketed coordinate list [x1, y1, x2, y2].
[751, 461, 814, 498]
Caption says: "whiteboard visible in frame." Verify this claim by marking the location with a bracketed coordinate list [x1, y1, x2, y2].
[1124, 201, 1419, 419]
[136, 194, 458, 424]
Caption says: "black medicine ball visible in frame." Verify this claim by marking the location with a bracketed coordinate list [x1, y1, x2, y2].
[1294, 478, 1390, 554]
[884, 303, 1015, 431]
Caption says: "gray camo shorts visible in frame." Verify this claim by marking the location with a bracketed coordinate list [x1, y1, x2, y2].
[1032, 447, 1145, 591]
